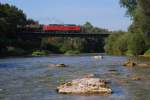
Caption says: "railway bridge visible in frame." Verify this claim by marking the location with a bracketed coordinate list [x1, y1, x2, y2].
[16, 32, 110, 38]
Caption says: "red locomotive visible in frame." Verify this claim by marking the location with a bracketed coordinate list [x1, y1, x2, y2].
[20, 23, 81, 33]
[43, 24, 81, 32]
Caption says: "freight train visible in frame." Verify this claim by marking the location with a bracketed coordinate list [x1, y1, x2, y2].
[19, 23, 81, 33]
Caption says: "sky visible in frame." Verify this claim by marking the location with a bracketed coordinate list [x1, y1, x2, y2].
[0, 0, 131, 31]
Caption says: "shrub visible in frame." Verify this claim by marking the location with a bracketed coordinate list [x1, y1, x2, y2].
[126, 50, 134, 56]
[144, 49, 150, 56]
[127, 32, 146, 55]
[65, 50, 80, 55]
[7, 46, 26, 56]
[32, 50, 48, 56]
[104, 31, 128, 55]
[105, 31, 147, 56]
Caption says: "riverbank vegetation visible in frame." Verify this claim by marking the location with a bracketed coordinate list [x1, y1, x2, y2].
[105, 0, 150, 57]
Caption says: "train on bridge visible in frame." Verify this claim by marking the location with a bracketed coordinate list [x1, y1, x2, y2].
[19, 22, 81, 33]
[17, 22, 110, 37]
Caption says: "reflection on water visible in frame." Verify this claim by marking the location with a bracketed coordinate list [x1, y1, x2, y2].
[0, 55, 149, 100]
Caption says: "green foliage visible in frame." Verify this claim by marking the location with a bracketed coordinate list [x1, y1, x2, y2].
[105, 31, 146, 56]
[0, 3, 34, 56]
[60, 38, 85, 53]
[104, 31, 128, 55]
[81, 22, 93, 33]
[4, 46, 27, 56]
[144, 49, 150, 56]
[32, 50, 48, 56]
[0, 3, 26, 33]
[127, 32, 146, 55]
[138, 0, 150, 16]
[81, 22, 109, 34]
[126, 50, 134, 56]
[120, 0, 137, 16]
[111, 0, 150, 56]
[40, 36, 106, 54]
[65, 50, 80, 55]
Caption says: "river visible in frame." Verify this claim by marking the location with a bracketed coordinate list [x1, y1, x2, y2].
[0, 55, 149, 100]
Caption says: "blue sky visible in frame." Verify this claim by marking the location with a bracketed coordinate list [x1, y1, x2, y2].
[1, 0, 131, 31]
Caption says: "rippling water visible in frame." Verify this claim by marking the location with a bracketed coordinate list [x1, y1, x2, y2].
[0, 55, 149, 100]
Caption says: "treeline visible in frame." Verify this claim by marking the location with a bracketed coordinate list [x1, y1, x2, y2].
[105, 0, 150, 56]
[0, 3, 109, 56]
[81, 22, 109, 34]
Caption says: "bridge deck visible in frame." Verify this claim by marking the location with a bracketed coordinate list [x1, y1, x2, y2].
[17, 32, 110, 38]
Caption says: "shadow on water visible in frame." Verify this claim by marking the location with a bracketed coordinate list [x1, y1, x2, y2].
[0, 55, 149, 100]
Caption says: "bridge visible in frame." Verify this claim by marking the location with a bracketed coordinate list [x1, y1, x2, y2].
[16, 32, 110, 38]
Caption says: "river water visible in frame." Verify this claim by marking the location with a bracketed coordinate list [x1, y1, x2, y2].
[0, 55, 149, 100]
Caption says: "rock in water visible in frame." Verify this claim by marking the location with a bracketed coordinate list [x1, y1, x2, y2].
[48, 64, 66, 67]
[130, 76, 141, 81]
[123, 60, 137, 67]
[138, 64, 150, 68]
[57, 78, 112, 95]
[0, 89, 3, 92]
[93, 56, 103, 60]
[55, 64, 66, 67]
[123, 60, 150, 68]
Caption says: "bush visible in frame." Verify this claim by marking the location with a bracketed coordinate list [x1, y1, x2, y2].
[104, 31, 128, 55]
[6, 46, 27, 56]
[126, 50, 134, 56]
[144, 49, 150, 56]
[32, 50, 48, 56]
[127, 32, 146, 55]
[105, 31, 147, 56]
[65, 50, 80, 55]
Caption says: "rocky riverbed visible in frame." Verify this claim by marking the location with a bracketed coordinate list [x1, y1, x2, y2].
[0, 55, 150, 100]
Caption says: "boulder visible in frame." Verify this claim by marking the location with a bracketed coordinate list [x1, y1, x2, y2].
[57, 78, 112, 95]
[55, 64, 66, 67]
[130, 76, 141, 81]
[123, 60, 150, 68]
[123, 60, 137, 67]
[138, 64, 150, 68]
[0, 89, 3, 92]
[108, 69, 117, 72]
[93, 56, 103, 60]
[107, 69, 120, 75]
[48, 64, 66, 67]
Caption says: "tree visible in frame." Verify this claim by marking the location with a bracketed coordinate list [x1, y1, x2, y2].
[120, 0, 137, 17]
[0, 3, 26, 33]
[137, 0, 150, 48]
[81, 22, 93, 33]
[104, 31, 127, 55]
[118, 0, 150, 55]
[127, 32, 146, 55]
[81, 22, 109, 34]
